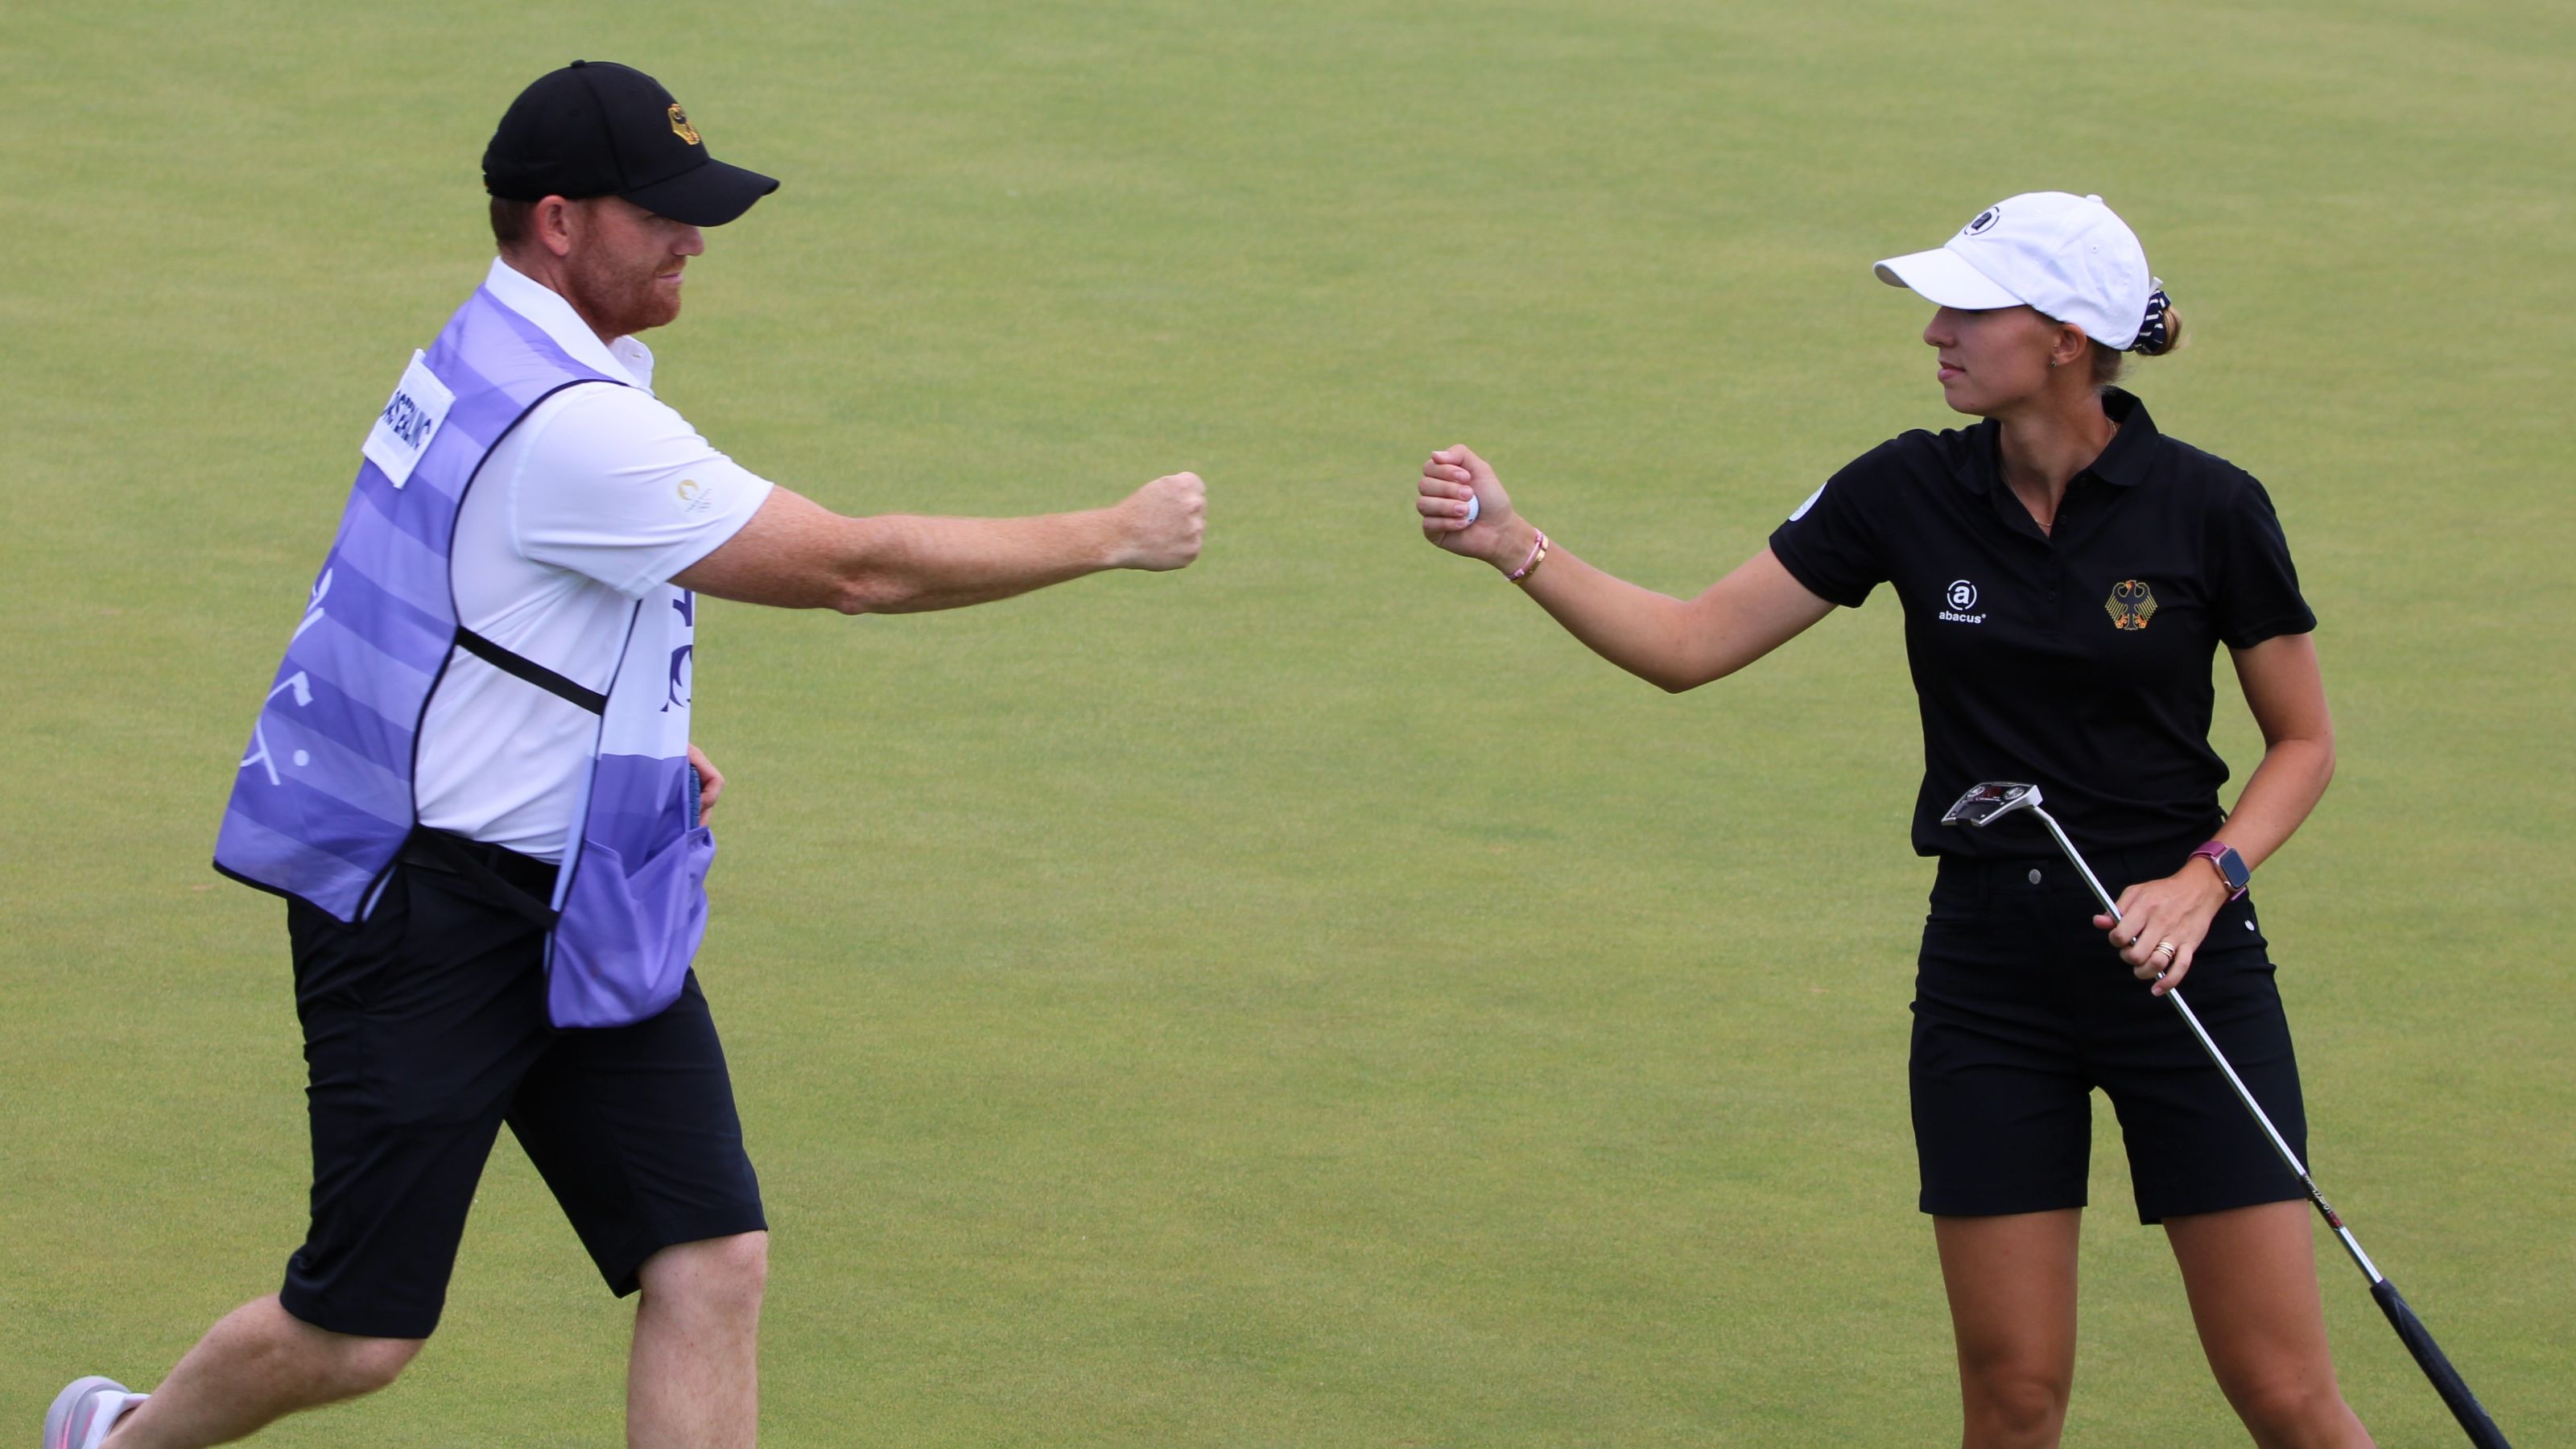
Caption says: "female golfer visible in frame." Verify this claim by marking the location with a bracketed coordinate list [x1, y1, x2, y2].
[1416, 192, 2372, 1448]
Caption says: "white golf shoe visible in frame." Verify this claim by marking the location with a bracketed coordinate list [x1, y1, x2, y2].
[43, 1377, 144, 1449]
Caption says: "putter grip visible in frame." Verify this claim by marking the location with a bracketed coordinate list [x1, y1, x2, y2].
[2370, 1279, 2511, 1447]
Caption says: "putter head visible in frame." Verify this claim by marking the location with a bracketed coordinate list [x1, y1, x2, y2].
[1941, 781, 2042, 829]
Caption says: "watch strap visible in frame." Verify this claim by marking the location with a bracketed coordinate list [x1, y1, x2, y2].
[2190, 840, 2251, 901]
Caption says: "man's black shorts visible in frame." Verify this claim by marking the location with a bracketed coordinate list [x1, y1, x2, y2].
[1909, 847, 2309, 1224]
[279, 832, 765, 1339]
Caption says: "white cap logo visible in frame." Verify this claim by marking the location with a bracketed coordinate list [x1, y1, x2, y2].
[1963, 207, 2000, 237]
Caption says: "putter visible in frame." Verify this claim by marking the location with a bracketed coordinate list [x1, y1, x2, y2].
[1942, 782, 2512, 1448]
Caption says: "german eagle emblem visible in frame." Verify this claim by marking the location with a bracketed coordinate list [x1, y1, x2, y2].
[2106, 580, 2157, 630]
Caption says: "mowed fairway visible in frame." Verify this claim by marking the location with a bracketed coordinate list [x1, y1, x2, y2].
[5, 1, 2570, 1443]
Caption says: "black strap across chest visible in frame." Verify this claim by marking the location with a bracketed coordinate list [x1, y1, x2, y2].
[455, 626, 608, 715]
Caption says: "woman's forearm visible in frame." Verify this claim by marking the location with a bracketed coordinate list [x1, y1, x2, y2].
[2218, 633, 2338, 873]
[1512, 535, 1834, 693]
[2216, 735, 2334, 873]
[1418, 447, 1834, 692]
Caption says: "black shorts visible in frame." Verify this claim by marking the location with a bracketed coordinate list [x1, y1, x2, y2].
[279, 832, 765, 1340]
[1909, 848, 2308, 1224]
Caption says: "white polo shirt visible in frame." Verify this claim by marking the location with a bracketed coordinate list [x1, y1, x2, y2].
[414, 258, 774, 861]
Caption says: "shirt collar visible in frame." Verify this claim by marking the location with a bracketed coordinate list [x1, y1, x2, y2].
[2088, 387, 2157, 488]
[1961, 385, 2159, 493]
[481, 257, 657, 394]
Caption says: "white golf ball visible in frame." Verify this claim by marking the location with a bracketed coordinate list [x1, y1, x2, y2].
[1463, 493, 1480, 524]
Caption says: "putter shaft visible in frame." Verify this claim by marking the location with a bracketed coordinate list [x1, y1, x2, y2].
[1946, 783, 2511, 1443]
[2020, 801, 2384, 1282]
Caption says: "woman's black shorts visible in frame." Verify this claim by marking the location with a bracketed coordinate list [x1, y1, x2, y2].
[1910, 847, 2309, 1224]
[278, 832, 766, 1340]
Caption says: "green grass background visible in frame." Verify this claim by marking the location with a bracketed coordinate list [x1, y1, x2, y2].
[6, 0, 2570, 1443]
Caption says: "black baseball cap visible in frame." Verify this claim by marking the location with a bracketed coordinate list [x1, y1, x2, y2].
[483, 60, 778, 227]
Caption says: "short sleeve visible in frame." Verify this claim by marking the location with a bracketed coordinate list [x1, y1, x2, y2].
[505, 384, 775, 599]
[2211, 475, 2317, 648]
[1767, 440, 1905, 609]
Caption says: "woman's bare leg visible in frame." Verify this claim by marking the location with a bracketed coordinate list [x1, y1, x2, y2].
[2164, 1201, 2373, 1448]
[1934, 1210, 2083, 1449]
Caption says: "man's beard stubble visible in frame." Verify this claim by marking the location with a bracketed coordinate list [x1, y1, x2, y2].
[567, 248, 681, 340]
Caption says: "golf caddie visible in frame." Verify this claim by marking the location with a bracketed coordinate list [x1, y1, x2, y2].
[48, 60, 1203, 1449]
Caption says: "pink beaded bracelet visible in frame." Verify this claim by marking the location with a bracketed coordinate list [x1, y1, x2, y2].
[1506, 529, 1550, 584]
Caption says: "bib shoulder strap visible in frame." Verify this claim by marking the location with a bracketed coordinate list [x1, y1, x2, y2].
[455, 626, 608, 715]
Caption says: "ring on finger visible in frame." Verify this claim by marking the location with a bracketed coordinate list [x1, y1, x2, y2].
[2151, 939, 2178, 959]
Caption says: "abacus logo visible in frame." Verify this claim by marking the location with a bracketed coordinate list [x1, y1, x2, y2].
[1938, 579, 1985, 625]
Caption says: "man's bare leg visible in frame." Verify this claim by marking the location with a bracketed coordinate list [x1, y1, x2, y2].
[627, 1232, 768, 1449]
[101, 1296, 419, 1449]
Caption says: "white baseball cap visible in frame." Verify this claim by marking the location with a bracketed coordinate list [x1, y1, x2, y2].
[1874, 192, 2153, 350]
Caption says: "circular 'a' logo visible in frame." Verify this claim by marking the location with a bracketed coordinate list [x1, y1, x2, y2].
[1963, 206, 2000, 237]
[2105, 579, 2158, 630]
[1946, 579, 1979, 610]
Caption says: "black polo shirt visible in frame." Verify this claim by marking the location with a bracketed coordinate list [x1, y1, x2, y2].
[1769, 389, 2316, 859]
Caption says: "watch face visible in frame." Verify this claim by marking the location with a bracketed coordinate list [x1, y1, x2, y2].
[2208, 847, 2251, 890]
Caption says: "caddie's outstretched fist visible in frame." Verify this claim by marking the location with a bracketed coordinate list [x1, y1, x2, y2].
[1119, 471, 1206, 572]
[1418, 445, 1514, 563]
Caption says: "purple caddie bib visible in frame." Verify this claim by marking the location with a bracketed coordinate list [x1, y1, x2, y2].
[214, 284, 715, 1028]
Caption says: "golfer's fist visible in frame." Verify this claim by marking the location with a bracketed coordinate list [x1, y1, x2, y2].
[1418, 445, 1517, 565]
[1118, 471, 1205, 572]
[2097, 866, 2231, 996]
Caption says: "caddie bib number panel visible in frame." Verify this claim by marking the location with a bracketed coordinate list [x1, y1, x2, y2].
[361, 351, 458, 490]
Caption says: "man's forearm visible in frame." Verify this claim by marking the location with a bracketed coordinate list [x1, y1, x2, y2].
[672, 473, 1203, 614]
[834, 509, 1128, 613]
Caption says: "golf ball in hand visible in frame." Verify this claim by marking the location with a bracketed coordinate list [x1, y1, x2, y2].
[1463, 493, 1480, 524]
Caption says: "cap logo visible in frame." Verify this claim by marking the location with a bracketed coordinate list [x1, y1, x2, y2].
[668, 104, 701, 146]
[1963, 206, 2000, 237]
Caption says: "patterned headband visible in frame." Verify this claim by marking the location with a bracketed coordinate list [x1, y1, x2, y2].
[2131, 280, 2173, 353]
